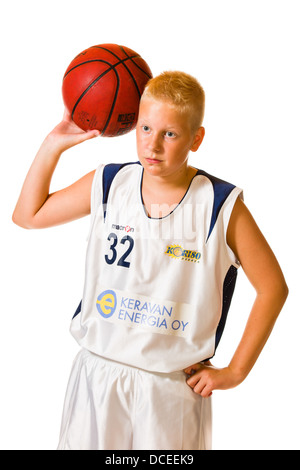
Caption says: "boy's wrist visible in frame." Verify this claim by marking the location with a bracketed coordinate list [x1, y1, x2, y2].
[227, 363, 248, 386]
[43, 132, 66, 155]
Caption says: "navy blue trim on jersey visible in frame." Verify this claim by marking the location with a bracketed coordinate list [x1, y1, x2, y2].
[215, 265, 237, 349]
[204, 265, 238, 361]
[72, 300, 82, 319]
[196, 170, 235, 242]
[102, 162, 141, 219]
[101, 164, 235, 233]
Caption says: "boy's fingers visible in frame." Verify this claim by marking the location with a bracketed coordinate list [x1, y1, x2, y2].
[186, 372, 214, 398]
[186, 368, 204, 387]
[75, 129, 100, 144]
[85, 130, 100, 139]
[63, 108, 71, 120]
[184, 363, 203, 375]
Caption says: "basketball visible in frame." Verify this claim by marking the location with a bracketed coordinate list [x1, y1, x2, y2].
[62, 44, 153, 137]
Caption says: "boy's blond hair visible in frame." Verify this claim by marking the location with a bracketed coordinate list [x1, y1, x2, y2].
[141, 71, 205, 132]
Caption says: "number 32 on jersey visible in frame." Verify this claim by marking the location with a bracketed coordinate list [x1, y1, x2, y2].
[105, 232, 135, 268]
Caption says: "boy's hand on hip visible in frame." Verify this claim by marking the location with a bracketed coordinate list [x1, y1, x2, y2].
[184, 363, 242, 398]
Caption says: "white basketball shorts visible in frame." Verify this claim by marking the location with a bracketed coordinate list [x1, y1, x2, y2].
[57, 349, 212, 450]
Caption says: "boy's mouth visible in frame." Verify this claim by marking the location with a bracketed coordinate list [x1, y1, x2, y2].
[145, 157, 163, 164]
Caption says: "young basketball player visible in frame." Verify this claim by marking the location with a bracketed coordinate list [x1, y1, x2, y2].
[12, 71, 288, 450]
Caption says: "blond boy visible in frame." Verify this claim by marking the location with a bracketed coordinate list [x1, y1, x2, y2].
[13, 71, 288, 450]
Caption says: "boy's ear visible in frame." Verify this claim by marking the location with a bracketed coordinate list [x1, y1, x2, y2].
[190, 127, 205, 152]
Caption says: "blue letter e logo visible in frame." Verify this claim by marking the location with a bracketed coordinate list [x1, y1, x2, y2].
[96, 290, 117, 319]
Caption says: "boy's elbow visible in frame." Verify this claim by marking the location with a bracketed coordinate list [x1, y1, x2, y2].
[12, 211, 34, 230]
[274, 277, 289, 310]
[259, 275, 289, 316]
[281, 280, 289, 303]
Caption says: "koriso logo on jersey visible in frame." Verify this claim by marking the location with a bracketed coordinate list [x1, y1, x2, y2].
[165, 245, 201, 263]
[96, 289, 193, 338]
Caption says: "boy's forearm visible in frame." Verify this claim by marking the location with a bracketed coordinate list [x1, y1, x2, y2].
[12, 111, 100, 229]
[228, 285, 288, 383]
[12, 137, 62, 229]
[186, 284, 288, 397]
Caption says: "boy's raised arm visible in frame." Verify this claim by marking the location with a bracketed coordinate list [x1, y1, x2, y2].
[12, 110, 99, 229]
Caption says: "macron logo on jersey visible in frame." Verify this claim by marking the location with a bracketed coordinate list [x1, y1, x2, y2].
[112, 224, 134, 233]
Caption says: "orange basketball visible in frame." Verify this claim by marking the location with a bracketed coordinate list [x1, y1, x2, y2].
[62, 44, 152, 137]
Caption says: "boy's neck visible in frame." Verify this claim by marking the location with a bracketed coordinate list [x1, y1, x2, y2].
[142, 164, 197, 190]
[141, 165, 197, 218]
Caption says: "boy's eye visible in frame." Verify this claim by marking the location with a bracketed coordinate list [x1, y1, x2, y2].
[165, 131, 176, 138]
[142, 125, 150, 132]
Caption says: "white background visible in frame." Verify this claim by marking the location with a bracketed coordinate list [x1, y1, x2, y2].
[1, 0, 299, 450]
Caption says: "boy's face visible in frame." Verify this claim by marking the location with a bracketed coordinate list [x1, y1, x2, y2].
[136, 98, 204, 179]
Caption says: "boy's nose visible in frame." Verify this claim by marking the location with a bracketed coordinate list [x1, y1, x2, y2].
[148, 133, 162, 153]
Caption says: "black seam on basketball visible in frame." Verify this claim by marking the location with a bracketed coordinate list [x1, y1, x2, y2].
[64, 60, 96, 79]
[94, 46, 144, 99]
[91, 46, 143, 96]
[116, 48, 142, 98]
[119, 46, 152, 79]
[63, 54, 140, 80]
[70, 60, 114, 119]
[70, 56, 139, 120]
[92, 46, 141, 70]
[93, 45, 140, 62]
[121, 62, 141, 98]
[101, 68, 120, 136]
[64, 59, 113, 79]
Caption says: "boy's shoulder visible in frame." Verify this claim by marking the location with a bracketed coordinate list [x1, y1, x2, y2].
[193, 169, 240, 241]
[195, 168, 235, 190]
[102, 161, 141, 205]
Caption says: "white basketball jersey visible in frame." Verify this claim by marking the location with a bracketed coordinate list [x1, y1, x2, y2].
[70, 162, 243, 373]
